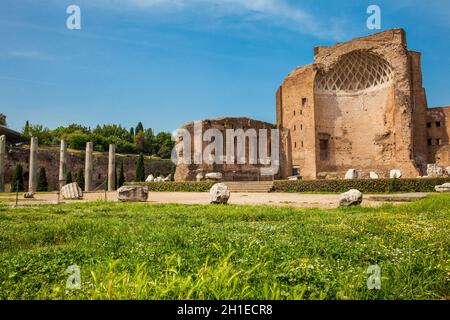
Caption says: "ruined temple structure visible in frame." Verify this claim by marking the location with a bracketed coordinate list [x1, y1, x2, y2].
[277, 28, 450, 179]
[174, 117, 276, 182]
[175, 29, 450, 181]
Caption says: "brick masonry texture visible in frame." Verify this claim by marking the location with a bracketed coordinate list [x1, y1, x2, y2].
[175, 29, 450, 181]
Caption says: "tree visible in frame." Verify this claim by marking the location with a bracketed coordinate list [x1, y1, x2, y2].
[135, 131, 145, 153]
[129, 127, 135, 139]
[52, 124, 89, 139]
[155, 132, 174, 159]
[114, 165, 118, 190]
[143, 128, 155, 155]
[23, 121, 30, 137]
[37, 168, 48, 192]
[118, 161, 125, 188]
[0, 113, 6, 126]
[12, 164, 24, 192]
[135, 122, 144, 135]
[27, 124, 52, 145]
[66, 172, 73, 184]
[76, 168, 85, 190]
[66, 132, 90, 149]
[136, 153, 145, 182]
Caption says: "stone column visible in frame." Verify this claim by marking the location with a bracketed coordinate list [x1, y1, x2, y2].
[0, 135, 5, 192]
[28, 137, 38, 194]
[84, 142, 93, 192]
[59, 140, 67, 189]
[108, 144, 116, 191]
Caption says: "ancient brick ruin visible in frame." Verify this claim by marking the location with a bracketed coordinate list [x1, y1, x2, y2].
[174, 117, 276, 182]
[277, 28, 449, 179]
[176, 29, 450, 181]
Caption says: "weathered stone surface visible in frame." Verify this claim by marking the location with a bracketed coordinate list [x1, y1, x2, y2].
[288, 176, 299, 181]
[447, 167, 450, 176]
[61, 182, 83, 200]
[435, 183, 450, 193]
[427, 164, 444, 177]
[339, 189, 363, 207]
[205, 172, 223, 181]
[108, 144, 116, 191]
[390, 170, 402, 179]
[59, 140, 67, 190]
[318, 172, 340, 180]
[369, 172, 379, 179]
[428, 109, 450, 169]
[210, 183, 231, 204]
[145, 174, 155, 182]
[117, 185, 149, 202]
[84, 142, 93, 192]
[28, 137, 38, 194]
[344, 169, 358, 180]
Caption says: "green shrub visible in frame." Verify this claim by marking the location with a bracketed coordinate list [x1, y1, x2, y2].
[273, 178, 450, 194]
[127, 178, 450, 193]
[66, 132, 90, 150]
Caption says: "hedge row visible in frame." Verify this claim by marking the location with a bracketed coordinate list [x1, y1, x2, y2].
[127, 181, 215, 192]
[127, 178, 450, 193]
[273, 178, 450, 194]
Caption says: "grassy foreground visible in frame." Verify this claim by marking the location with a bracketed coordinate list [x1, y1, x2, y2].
[0, 194, 449, 300]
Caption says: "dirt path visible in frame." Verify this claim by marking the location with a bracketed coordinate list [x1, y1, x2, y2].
[0, 191, 431, 209]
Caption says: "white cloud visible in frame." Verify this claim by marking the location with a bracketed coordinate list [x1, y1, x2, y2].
[9, 50, 49, 60]
[85, 0, 348, 40]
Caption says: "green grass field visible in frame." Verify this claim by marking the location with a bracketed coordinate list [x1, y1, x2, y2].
[0, 194, 449, 300]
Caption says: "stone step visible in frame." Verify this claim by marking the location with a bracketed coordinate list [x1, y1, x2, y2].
[223, 181, 274, 193]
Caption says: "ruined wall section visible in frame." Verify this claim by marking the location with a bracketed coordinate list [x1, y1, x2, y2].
[427, 106, 450, 167]
[174, 117, 276, 182]
[409, 51, 429, 172]
[277, 65, 317, 179]
[312, 28, 420, 178]
[3, 147, 174, 191]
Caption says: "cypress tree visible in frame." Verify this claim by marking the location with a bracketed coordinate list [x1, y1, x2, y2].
[37, 167, 48, 192]
[114, 165, 118, 190]
[23, 120, 30, 137]
[12, 164, 24, 192]
[135, 122, 144, 135]
[76, 168, 85, 190]
[136, 153, 145, 182]
[118, 162, 125, 188]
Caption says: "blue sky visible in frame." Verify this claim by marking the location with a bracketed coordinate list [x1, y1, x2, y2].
[1, 0, 450, 133]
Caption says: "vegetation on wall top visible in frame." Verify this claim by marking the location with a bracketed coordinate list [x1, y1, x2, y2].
[20, 120, 174, 159]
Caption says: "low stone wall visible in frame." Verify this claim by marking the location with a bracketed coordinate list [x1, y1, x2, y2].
[3, 146, 175, 191]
